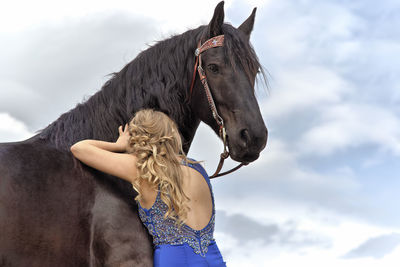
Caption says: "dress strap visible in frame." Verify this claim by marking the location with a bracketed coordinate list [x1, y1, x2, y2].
[137, 183, 161, 212]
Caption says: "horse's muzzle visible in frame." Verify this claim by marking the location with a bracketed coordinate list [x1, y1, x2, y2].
[227, 128, 268, 163]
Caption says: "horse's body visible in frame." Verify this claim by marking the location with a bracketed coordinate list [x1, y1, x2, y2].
[0, 2, 267, 266]
[0, 137, 152, 266]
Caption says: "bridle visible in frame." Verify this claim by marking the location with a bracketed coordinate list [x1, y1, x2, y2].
[189, 35, 247, 179]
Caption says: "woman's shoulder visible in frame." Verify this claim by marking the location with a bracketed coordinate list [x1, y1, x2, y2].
[181, 157, 209, 178]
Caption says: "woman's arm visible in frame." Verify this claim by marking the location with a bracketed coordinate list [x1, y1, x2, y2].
[70, 124, 137, 183]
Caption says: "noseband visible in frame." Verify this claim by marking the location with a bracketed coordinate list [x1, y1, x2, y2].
[189, 35, 246, 179]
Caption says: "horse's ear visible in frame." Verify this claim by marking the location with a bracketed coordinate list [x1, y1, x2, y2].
[208, 1, 225, 37]
[238, 7, 257, 41]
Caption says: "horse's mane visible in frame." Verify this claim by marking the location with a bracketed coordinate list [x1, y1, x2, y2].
[38, 23, 263, 151]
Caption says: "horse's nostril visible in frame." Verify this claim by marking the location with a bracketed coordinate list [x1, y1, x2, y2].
[240, 129, 251, 145]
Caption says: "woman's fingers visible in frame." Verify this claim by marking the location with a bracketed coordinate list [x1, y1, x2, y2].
[118, 124, 130, 136]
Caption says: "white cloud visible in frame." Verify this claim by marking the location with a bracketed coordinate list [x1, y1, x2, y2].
[299, 103, 400, 156]
[211, 136, 361, 211]
[261, 65, 352, 119]
[214, 203, 400, 267]
[0, 12, 158, 130]
[187, 122, 224, 170]
[0, 0, 236, 34]
[255, 0, 366, 66]
[0, 113, 34, 142]
[344, 233, 400, 259]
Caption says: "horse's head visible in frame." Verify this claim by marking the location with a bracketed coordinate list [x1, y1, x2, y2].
[190, 2, 268, 164]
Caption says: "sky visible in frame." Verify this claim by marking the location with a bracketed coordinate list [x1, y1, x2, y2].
[1, 0, 400, 266]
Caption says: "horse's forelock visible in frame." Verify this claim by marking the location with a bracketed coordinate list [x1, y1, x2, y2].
[222, 24, 265, 90]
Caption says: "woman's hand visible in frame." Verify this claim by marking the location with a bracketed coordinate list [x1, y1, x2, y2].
[116, 123, 131, 152]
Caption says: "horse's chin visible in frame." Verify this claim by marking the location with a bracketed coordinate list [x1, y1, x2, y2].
[229, 149, 260, 164]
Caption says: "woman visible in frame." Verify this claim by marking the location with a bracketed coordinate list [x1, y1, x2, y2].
[70, 109, 227, 267]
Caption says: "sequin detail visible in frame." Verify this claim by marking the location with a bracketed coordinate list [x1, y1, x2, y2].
[137, 162, 216, 257]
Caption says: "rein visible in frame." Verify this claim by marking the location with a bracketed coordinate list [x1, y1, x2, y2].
[189, 35, 246, 179]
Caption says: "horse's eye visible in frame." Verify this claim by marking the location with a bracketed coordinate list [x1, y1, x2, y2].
[207, 64, 219, 74]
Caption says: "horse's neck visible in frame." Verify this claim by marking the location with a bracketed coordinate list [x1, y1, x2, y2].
[39, 29, 204, 151]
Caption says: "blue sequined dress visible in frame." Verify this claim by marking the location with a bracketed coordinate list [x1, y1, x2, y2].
[137, 160, 227, 267]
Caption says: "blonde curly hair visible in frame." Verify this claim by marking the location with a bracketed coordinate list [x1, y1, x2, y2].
[127, 109, 190, 226]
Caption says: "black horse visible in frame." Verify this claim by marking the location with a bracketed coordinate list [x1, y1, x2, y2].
[0, 2, 267, 266]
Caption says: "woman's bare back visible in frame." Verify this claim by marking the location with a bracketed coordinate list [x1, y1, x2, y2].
[137, 164, 213, 230]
